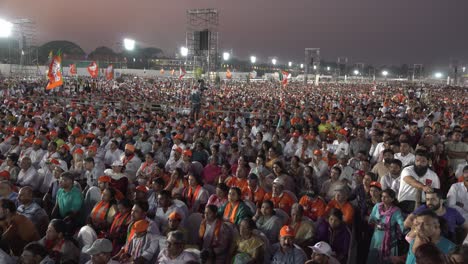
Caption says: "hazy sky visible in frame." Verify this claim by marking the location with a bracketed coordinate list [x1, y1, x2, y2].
[1, 0, 467, 66]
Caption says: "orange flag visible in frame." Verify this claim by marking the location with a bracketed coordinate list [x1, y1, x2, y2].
[69, 64, 77, 75]
[106, 64, 113, 80]
[46, 53, 63, 90]
[171, 68, 175, 76]
[87, 61, 99, 78]
[226, 69, 232, 79]
[160, 68, 165, 75]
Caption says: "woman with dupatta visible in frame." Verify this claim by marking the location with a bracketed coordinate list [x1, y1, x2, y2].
[367, 189, 404, 264]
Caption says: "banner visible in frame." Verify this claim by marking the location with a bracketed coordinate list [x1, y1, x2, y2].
[69, 64, 77, 75]
[46, 52, 63, 90]
[87, 61, 99, 78]
[178, 67, 186, 80]
[106, 64, 113, 80]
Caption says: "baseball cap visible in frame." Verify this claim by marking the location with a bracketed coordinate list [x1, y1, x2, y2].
[83, 238, 113, 255]
[309, 241, 333, 257]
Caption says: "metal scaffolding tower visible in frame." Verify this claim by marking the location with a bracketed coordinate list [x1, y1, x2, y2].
[186, 9, 219, 73]
[10, 18, 39, 76]
[304, 48, 320, 84]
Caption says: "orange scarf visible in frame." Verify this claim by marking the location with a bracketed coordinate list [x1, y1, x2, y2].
[199, 219, 223, 246]
[223, 202, 240, 223]
[91, 201, 110, 223]
[110, 211, 131, 234]
[187, 185, 202, 209]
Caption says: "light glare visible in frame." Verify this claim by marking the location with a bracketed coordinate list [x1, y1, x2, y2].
[123, 38, 135, 51]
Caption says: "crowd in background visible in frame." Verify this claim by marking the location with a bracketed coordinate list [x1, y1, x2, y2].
[0, 76, 466, 264]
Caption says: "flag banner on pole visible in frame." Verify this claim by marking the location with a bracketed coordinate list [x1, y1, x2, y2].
[69, 64, 77, 75]
[46, 52, 63, 90]
[178, 67, 186, 80]
[226, 69, 232, 79]
[87, 61, 99, 78]
[171, 68, 175, 76]
[106, 64, 113, 80]
[160, 68, 165, 75]
[279, 70, 289, 86]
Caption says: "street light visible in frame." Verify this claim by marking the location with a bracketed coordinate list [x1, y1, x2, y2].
[180, 47, 188, 57]
[353, 70, 359, 75]
[434, 72, 443, 79]
[327, 66, 330, 71]
[313, 65, 317, 70]
[0, 18, 13, 38]
[271, 58, 277, 65]
[123, 38, 135, 51]
[250, 56, 256, 64]
[300, 64, 304, 69]
[288, 61, 292, 67]
[382, 70, 388, 77]
[223, 52, 230, 61]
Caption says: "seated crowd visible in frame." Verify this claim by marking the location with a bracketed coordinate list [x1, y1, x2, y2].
[0, 77, 466, 264]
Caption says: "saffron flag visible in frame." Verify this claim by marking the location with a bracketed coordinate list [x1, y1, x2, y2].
[279, 70, 289, 86]
[46, 52, 63, 90]
[160, 68, 165, 75]
[87, 61, 99, 78]
[178, 67, 186, 80]
[69, 64, 77, 75]
[226, 69, 232, 79]
[170, 68, 175, 76]
[106, 64, 113, 80]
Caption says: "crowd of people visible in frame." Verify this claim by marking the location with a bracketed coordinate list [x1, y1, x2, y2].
[0, 75, 466, 264]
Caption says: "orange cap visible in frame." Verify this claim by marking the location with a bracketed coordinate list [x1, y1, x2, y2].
[61, 144, 70, 151]
[174, 134, 184, 140]
[280, 225, 295, 238]
[98, 175, 112, 183]
[0, 171, 10, 180]
[125, 144, 135, 152]
[183, 150, 192, 157]
[370, 181, 382, 190]
[87, 146, 97, 152]
[74, 148, 84, 155]
[168, 212, 182, 221]
[313, 149, 322, 156]
[71, 127, 81, 135]
[33, 139, 42, 145]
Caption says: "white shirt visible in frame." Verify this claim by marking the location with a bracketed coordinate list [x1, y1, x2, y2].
[157, 249, 198, 264]
[398, 166, 440, 202]
[104, 148, 123, 167]
[380, 173, 401, 196]
[332, 140, 350, 158]
[284, 140, 300, 159]
[394, 152, 415, 168]
[447, 182, 468, 219]
[370, 142, 385, 164]
[29, 148, 45, 169]
[17, 167, 42, 191]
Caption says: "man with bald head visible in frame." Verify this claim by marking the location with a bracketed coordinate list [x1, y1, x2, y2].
[17, 186, 49, 236]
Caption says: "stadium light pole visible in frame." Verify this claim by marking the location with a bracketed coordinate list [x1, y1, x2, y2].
[288, 61, 292, 67]
[354, 70, 359, 75]
[434, 72, 443, 79]
[123, 38, 135, 51]
[223, 52, 230, 61]
[300, 64, 304, 69]
[180, 47, 188, 57]
[272, 58, 277, 65]
[250, 56, 256, 64]
[0, 18, 13, 38]
[327, 66, 330, 71]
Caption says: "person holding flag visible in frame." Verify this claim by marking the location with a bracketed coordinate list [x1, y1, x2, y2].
[46, 51, 63, 90]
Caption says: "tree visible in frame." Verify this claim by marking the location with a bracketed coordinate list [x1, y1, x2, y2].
[194, 67, 204, 80]
[38, 40, 85, 64]
[88, 46, 117, 61]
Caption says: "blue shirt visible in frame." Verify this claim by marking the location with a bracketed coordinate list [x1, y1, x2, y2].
[413, 205, 465, 236]
[405, 237, 455, 264]
[56, 186, 83, 218]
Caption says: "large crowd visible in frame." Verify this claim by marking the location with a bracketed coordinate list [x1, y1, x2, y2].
[0, 75, 466, 264]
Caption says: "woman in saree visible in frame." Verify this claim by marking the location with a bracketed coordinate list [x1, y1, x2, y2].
[218, 187, 252, 225]
[254, 200, 282, 244]
[233, 217, 265, 264]
[367, 189, 405, 264]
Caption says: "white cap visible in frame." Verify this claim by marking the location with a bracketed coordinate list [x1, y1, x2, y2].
[309, 241, 333, 257]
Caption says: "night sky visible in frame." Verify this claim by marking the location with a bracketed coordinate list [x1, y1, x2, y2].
[1, 0, 467, 66]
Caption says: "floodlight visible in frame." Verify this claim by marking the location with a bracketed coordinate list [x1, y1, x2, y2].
[123, 38, 135, 51]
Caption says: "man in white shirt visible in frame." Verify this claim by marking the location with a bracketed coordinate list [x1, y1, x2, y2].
[17, 157, 42, 192]
[284, 133, 301, 160]
[104, 140, 123, 168]
[157, 230, 198, 264]
[28, 139, 45, 169]
[380, 159, 402, 196]
[332, 129, 349, 159]
[398, 150, 440, 214]
[447, 166, 468, 219]
[394, 140, 415, 168]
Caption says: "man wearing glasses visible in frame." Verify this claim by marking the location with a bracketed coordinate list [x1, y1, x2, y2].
[157, 230, 198, 263]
